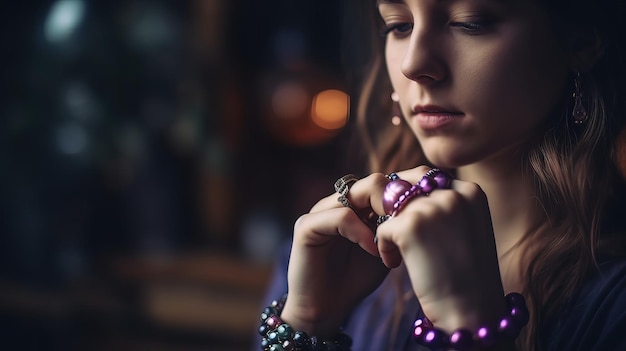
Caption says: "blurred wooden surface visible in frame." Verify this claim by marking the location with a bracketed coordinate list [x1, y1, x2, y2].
[112, 252, 274, 336]
[0, 252, 274, 351]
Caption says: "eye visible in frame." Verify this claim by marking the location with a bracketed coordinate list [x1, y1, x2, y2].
[381, 22, 414, 38]
[449, 21, 492, 35]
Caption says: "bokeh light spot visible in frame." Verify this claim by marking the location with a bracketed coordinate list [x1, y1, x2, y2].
[44, 0, 86, 43]
[311, 89, 349, 130]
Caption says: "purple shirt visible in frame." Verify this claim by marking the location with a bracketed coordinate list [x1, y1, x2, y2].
[256, 240, 626, 350]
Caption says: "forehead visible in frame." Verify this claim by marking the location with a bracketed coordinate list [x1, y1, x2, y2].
[375, 0, 520, 14]
[376, 0, 511, 4]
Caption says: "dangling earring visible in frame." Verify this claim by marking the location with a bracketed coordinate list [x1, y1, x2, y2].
[391, 92, 402, 126]
[572, 71, 588, 124]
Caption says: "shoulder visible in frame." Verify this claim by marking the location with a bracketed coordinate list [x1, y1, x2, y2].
[576, 257, 626, 320]
[542, 256, 626, 351]
[580, 256, 626, 307]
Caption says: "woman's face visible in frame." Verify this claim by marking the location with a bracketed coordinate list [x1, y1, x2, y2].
[380, 0, 571, 168]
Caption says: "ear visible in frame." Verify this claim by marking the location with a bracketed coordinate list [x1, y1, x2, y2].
[570, 30, 605, 72]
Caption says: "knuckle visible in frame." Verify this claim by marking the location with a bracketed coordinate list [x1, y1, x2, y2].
[360, 172, 387, 189]
[372, 172, 390, 187]
[293, 214, 311, 233]
[418, 190, 459, 214]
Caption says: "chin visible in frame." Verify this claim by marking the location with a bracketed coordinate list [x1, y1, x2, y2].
[418, 138, 465, 166]
[423, 150, 474, 170]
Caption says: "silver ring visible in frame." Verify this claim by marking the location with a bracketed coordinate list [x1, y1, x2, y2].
[334, 174, 358, 196]
[337, 195, 352, 208]
[377, 215, 391, 226]
[424, 168, 441, 178]
[334, 174, 358, 208]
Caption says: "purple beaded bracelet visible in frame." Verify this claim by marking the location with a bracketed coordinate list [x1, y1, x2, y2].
[412, 292, 530, 351]
[258, 294, 353, 351]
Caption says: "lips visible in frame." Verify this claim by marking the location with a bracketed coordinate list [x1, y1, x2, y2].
[412, 104, 463, 115]
[411, 104, 464, 130]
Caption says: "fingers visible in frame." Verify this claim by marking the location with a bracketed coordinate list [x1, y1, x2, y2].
[377, 235, 403, 268]
[308, 173, 388, 214]
[310, 165, 437, 215]
[294, 207, 381, 257]
[374, 178, 491, 267]
[304, 165, 452, 267]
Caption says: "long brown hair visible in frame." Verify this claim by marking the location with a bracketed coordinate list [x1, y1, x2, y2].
[344, 0, 626, 349]
[521, 0, 626, 347]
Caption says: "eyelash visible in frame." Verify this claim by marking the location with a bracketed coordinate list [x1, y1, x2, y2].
[380, 20, 492, 37]
[380, 23, 413, 37]
[449, 21, 491, 35]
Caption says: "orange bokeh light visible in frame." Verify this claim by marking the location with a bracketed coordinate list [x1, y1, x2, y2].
[311, 89, 349, 130]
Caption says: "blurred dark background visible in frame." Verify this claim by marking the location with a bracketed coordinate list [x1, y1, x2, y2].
[0, 1, 366, 350]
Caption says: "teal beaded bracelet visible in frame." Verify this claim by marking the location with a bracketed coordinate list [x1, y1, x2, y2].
[258, 294, 353, 351]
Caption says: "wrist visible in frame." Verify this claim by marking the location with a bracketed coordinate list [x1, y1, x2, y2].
[421, 294, 507, 334]
[280, 309, 341, 339]
[419, 281, 508, 333]
[280, 302, 344, 340]
[258, 294, 353, 351]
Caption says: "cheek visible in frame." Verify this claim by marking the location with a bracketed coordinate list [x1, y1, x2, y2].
[461, 33, 569, 128]
[386, 47, 406, 94]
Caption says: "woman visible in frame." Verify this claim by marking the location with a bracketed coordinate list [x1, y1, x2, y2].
[257, 0, 626, 350]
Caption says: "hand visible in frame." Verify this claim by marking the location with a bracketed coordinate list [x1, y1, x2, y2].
[375, 166, 506, 332]
[280, 173, 391, 337]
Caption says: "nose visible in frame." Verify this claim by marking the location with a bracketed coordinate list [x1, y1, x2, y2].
[400, 23, 447, 85]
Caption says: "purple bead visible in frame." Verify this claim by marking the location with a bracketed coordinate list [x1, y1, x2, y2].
[498, 316, 521, 339]
[419, 176, 437, 193]
[415, 317, 433, 328]
[510, 305, 530, 326]
[449, 329, 474, 351]
[412, 318, 433, 342]
[383, 179, 412, 215]
[433, 171, 452, 189]
[422, 329, 448, 348]
[505, 292, 526, 308]
[476, 326, 496, 347]
[266, 315, 282, 329]
[261, 307, 279, 323]
[413, 325, 426, 341]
